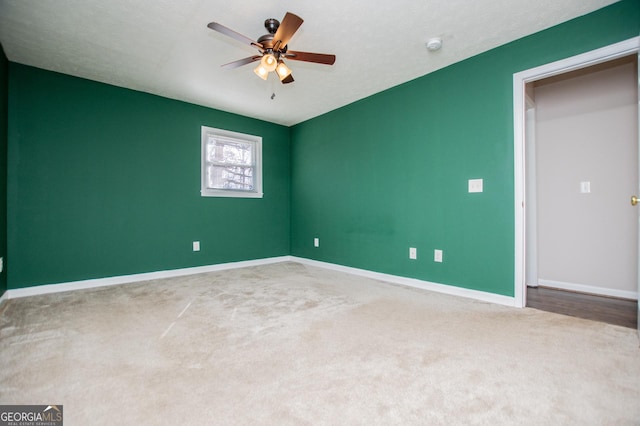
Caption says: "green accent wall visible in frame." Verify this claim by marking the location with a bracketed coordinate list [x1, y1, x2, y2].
[3, 1, 638, 296]
[0, 44, 7, 296]
[7, 64, 290, 289]
[290, 0, 640, 296]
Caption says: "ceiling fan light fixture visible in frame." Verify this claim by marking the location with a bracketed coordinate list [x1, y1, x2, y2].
[276, 61, 291, 80]
[208, 12, 335, 85]
[254, 64, 269, 80]
[260, 53, 278, 72]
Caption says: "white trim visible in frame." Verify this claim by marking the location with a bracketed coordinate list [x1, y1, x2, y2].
[513, 37, 640, 309]
[292, 257, 517, 307]
[1, 254, 516, 308]
[3, 256, 292, 300]
[524, 104, 538, 288]
[538, 279, 638, 301]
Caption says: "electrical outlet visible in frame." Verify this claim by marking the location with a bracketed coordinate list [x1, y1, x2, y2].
[314, 238, 320, 247]
[434, 249, 443, 262]
[0, 257, 3, 273]
[193, 241, 200, 252]
[468, 179, 483, 193]
[409, 247, 417, 260]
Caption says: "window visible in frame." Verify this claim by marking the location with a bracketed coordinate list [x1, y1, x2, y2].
[201, 126, 263, 198]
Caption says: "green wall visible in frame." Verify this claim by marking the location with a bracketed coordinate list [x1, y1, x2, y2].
[290, 0, 640, 296]
[7, 64, 290, 289]
[4, 1, 638, 296]
[0, 45, 7, 296]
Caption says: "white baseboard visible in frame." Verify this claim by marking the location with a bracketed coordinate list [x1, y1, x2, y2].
[538, 279, 638, 300]
[1, 255, 517, 309]
[2, 256, 292, 300]
[291, 257, 517, 307]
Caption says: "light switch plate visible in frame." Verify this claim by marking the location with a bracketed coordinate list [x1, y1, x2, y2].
[580, 181, 591, 193]
[468, 179, 483, 193]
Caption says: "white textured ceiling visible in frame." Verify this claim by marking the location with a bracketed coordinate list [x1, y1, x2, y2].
[0, 0, 620, 126]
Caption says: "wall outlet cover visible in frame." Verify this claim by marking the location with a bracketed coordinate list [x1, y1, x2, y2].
[193, 241, 200, 252]
[314, 238, 320, 247]
[434, 249, 443, 262]
[409, 247, 417, 260]
[468, 179, 483, 193]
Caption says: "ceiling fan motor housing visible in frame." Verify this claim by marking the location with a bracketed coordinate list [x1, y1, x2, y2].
[264, 18, 280, 34]
[258, 19, 285, 51]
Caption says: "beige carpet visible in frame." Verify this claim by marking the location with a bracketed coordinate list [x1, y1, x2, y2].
[1, 262, 638, 425]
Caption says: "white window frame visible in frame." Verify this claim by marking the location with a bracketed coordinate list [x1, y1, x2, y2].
[201, 126, 263, 198]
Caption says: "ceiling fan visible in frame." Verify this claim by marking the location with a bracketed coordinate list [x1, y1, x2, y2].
[207, 12, 336, 84]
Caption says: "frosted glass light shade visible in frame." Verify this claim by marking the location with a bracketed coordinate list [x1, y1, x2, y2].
[260, 54, 277, 72]
[254, 65, 268, 80]
[276, 62, 291, 80]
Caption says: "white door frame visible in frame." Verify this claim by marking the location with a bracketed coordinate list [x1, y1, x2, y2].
[513, 36, 640, 308]
[524, 97, 538, 290]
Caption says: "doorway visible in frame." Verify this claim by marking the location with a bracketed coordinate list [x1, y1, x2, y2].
[525, 55, 639, 327]
[531, 56, 638, 288]
[513, 37, 640, 318]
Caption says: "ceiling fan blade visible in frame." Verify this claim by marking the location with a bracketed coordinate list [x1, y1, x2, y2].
[221, 56, 262, 69]
[207, 22, 263, 50]
[272, 12, 303, 50]
[281, 74, 294, 84]
[284, 51, 336, 65]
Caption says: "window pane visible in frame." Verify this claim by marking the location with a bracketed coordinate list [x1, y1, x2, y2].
[207, 137, 253, 166]
[207, 165, 254, 191]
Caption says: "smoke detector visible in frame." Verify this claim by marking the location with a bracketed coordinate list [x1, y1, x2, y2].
[426, 38, 443, 51]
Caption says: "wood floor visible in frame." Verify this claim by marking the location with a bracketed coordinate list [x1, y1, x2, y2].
[527, 286, 638, 329]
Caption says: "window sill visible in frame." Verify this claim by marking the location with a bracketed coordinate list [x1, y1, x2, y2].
[201, 190, 264, 199]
